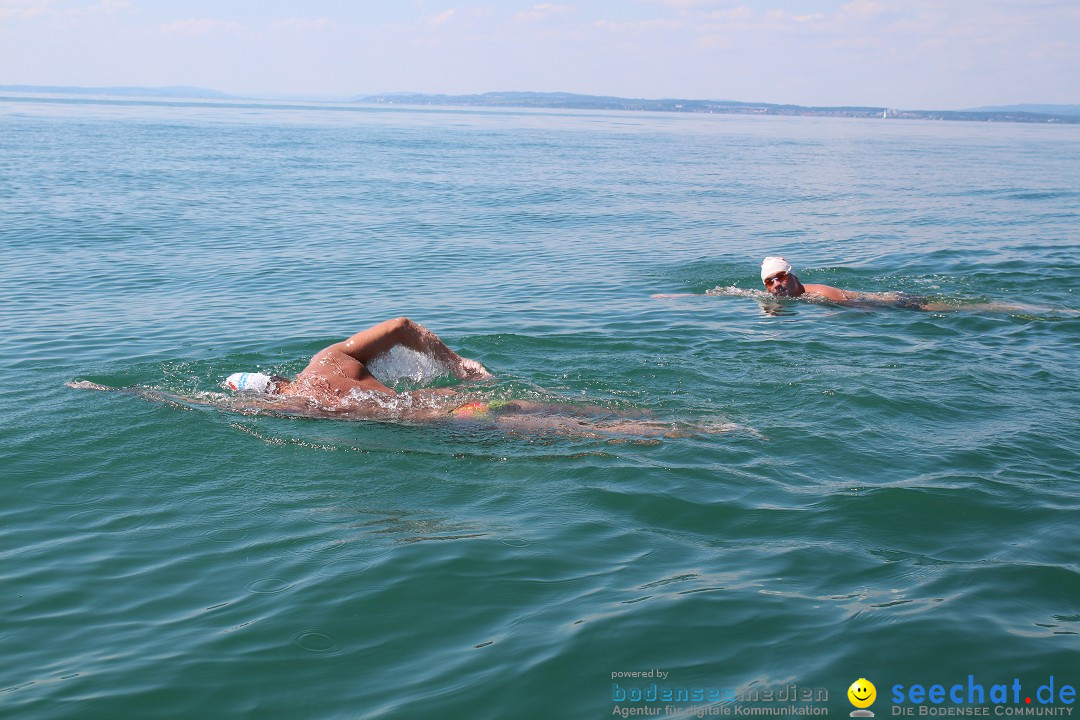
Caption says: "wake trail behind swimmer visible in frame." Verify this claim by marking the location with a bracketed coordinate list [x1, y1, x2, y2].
[66, 318, 759, 440]
[66, 379, 752, 439]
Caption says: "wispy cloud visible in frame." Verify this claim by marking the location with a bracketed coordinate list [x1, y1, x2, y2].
[514, 3, 570, 22]
[268, 17, 328, 33]
[423, 8, 456, 26]
[765, 9, 825, 25]
[593, 18, 682, 34]
[0, 0, 129, 21]
[649, 0, 722, 7]
[0, 0, 55, 21]
[159, 18, 243, 36]
[707, 6, 750, 23]
[838, 0, 888, 19]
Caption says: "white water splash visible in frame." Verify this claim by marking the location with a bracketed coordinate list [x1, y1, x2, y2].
[366, 346, 450, 386]
[343, 387, 417, 411]
[705, 285, 769, 298]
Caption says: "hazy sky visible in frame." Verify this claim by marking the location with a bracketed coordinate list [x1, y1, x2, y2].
[2, 0, 1078, 109]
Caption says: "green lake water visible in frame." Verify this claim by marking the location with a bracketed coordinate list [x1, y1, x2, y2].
[2, 95, 1078, 719]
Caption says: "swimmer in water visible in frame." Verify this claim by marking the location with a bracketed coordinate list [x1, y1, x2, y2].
[758, 256, 857, 302]
[651, 257, 902, 304]
[654, 257, 1058, 314]
[225, 317, 492, 410]
[71, 317, 741, 439]
[758, 257, 1054, 311]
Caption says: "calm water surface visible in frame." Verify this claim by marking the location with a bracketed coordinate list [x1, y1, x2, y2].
[2, 95, 1078, 719]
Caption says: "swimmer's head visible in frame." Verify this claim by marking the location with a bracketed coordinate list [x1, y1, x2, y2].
[761, 256, 804, 297]
[761, 256, 792, 283]
[224, 372, 282, 394]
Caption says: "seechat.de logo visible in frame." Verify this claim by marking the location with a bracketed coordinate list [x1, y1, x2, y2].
[849, 678, 877, 717]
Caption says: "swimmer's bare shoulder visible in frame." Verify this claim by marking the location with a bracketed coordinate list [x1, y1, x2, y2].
[802, 283, 857, 302]
[290, 347, 396, 401]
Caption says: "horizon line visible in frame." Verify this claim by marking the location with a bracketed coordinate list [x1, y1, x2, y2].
[2, 84, 1078, 122]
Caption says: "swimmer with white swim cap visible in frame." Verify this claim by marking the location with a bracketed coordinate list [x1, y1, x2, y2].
[653, 258, 1060, 313]
[760, 256, 855, 301]
[651, 257, 860, 303]
[224, 317, 491, 408]
[653, 257, 940, 309]
[760, 257, 959, 308]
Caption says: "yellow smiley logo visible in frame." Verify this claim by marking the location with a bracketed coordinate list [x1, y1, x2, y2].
[848, 678, 876, 709]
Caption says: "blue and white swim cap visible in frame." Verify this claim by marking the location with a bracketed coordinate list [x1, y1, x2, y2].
[225, 372, 276, 394]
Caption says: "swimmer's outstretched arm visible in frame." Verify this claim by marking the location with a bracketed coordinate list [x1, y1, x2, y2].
[330, 317, 492, 380]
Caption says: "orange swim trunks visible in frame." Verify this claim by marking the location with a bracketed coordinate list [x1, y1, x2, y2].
[449, 400, 514, 418]
[450, 401, 490, 418]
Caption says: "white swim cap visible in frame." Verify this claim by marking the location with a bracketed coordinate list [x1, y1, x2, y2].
[225, 372, 276, 394]
[761, 256, 792, 282]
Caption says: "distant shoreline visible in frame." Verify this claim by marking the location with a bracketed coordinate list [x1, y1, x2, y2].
[362, 92, 1080, 125]
[2, 85, 1078, 125]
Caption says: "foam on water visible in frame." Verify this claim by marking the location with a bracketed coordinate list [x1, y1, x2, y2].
[706, 285, 769, 298]
[366, 345, 452, 387]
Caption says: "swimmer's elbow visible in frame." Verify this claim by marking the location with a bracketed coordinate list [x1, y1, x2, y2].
[366, 316, 414, 337]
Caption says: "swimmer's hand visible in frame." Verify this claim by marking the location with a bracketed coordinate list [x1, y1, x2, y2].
[457, 357, 493, 381]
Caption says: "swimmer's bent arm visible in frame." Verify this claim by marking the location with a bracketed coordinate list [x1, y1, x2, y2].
[330, 317, 492, 380]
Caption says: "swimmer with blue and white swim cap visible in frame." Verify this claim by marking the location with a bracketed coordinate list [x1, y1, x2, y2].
[73, 317, 746, 438]
[215, 320, 728, 436]
[224, 372, 279, 394]
[223, 317, 491, 409]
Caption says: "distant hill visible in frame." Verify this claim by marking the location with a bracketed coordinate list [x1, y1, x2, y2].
[362, 91, 1080, 124]
[359, 91, 885, 115]
[968, 104, 1080, 117]
[0, 84, 234, 99]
